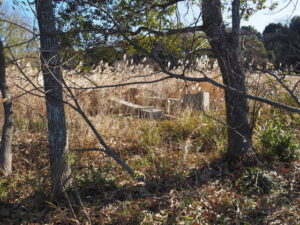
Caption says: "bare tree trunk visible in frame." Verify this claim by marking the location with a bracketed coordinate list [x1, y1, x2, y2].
[0, 40, 14, 175]
[202, 0, 252, 159]
[35, 0, 71, 196]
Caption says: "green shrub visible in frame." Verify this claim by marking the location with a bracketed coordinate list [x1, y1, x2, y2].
[15, 117, 47, 132]
[0, 181, 9, 198]
[260, 119, 299, 162]
[236, 168, 279, 195]
[138, 123, 161, 147]
[138, 113, 226, 152]
[160, 114, 199, 142]
[77, 167, 117, 195]
[28, 119, 47, 132]
[15, 117, 27, 131]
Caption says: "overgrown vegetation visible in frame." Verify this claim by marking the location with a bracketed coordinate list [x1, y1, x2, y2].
[236, 167, 279, 195]
[0, 95, 299, 224]
[259, 116, 300, 162]
[0, 0, 299, 224]
[0, 51, 299, 224]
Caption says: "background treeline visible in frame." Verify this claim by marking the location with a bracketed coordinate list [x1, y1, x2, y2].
[262, 16, 300, 72]
[1, 3, 299, 73]
[57, 15, 300, 73]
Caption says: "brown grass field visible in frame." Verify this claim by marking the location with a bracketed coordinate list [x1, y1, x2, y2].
[0, 61, 299, 224]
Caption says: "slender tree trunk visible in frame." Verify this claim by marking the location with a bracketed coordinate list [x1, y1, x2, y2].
[202, 0, 252, 159]
[35, 0, 71, 196]
[0, 40, 14, 175]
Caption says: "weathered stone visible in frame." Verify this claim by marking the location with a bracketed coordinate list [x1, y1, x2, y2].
[110, 97, 163, 119]
[141, 108, 163, 119]
[182, 91, 210, 110]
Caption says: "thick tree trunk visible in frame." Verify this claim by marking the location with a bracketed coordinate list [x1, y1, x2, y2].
[36, 0, 71, 195]
[0, 40, 14, 175]
[202, 0, 252, 159]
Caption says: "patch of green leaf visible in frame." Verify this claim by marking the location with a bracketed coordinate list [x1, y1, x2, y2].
[138, 122, 161, 147]
[76, 167, 117, 195]
[259, 118, 299, 162]
[236, 167, 279, 195]
[0, 180, 9, 198]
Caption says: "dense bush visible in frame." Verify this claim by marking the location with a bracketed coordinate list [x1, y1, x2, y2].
[260, 119, 299, 162]
[236, 167, 279, 194]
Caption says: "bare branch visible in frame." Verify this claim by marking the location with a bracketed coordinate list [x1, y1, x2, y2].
[0, 18, 36, 35]
[130, 25, 205, 36]
[255, 68, 300, 106]
[150, 0, 184, 9]
[60, 75, 156, 188]
[3, 35, 38, 49]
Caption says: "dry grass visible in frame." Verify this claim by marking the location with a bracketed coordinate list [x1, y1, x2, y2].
[0, 61, 299, 224]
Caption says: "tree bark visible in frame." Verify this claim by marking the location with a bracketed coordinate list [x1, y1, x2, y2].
[35, 0, 71, 196]
[202, 0, 252, 159]
[0, 40, 14, 176]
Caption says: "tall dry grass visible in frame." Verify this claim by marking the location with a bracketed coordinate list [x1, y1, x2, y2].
[2, 57, 299, 152]
[1, 59, 299, 225]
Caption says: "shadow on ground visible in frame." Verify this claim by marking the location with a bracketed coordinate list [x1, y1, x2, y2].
[1, 155, 299, 224]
